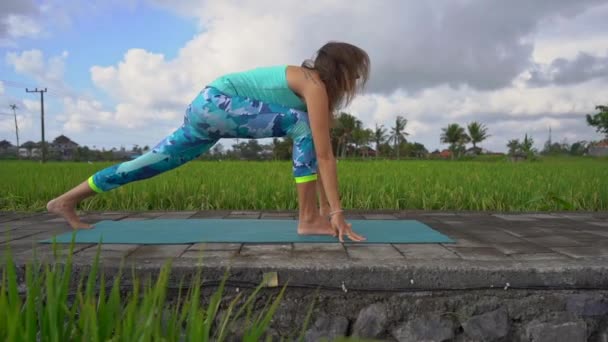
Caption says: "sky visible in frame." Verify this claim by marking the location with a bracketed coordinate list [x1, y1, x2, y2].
[1, 0, 608, 153]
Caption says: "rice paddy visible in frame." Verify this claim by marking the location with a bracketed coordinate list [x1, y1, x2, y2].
[1, 157, 607, 212]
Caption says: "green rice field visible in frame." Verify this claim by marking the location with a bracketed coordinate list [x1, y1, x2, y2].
[1, 157, 607, 212]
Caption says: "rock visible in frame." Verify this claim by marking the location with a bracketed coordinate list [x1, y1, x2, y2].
[352, 303, 389, 338]
[391, 314, 455, 342]
[525, 321, 587, 342]
[566, 294, 608, 317]
[304, 315, 349, 342]
[462, 307, 509, 341]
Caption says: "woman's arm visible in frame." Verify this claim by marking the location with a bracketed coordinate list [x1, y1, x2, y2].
[296, 68, 365, 242]
[316, 172, 331, 217]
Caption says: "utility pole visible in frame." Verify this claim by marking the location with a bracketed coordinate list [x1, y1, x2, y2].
[26, 88, 47, 163]
[9, 104, 19, 158]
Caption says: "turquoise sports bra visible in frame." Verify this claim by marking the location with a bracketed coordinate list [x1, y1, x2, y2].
[208, 65, 307, 111]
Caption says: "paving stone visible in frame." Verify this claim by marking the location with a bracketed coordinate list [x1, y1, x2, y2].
[499, 226, 573, 238]
[119, 217, 151, 221]
[518, 214, 561, 219]
[0, 229, 47, 243]
[419, 212, 459, 216]
[553, 214, 595, 220]
[509, 253, 571, 260]
[346, 245, 405, 260]
[293, 243, 345, 252]
[189, 243, 242, 251]
[362, 214, 397, 220]
[523, 235, 587, 247]
[580, 229, 608, 238]
[128, 245, 190, 259]
[445, 237, 487, 247]
[560, 232, 607, 245]
[226, 211, 261, 219]
[121, 212, 169, 219]
[471, 231, 527, 244]
[293, 243, 348, 261]
[15, 243, 94, 262]
[493, 214, 537, 221]
[79, 213, 130, 221]
[190, 210, 231, 218]
[393, 244, 460, 259]
[155, 211, 197, 219]
[438, 220, 466, 225]
[589, 221, 608, 227]
[490, 242, 553, 255]
[180, 250, 237, 260]
[260, 212, 296, 220]
[75, 244, 139, 259]
[550, 246, 608, 258]
[343, 214, 365, 220]
[240, 244, 292, 257]
[444, 247, 508, 260]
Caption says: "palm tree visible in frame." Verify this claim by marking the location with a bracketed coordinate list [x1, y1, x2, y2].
[389, 116, 409, 159]
[440, 123, 470, 160]
[373, 123, 387, 158]
[507, 139, 520, 155]
[334, 112, 362, 158]
[467, 122, 490, 154]
[520, 133, 535, 155]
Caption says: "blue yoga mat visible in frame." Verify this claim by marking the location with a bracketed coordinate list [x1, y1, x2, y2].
[40, 219, 454, 244]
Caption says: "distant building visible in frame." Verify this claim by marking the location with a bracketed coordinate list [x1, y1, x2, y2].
[51, 135, 79, 160]
[0, 140, 18, 156]
[589, 139, 608, 157]
[19, 141, 41, 158]
[439, 149, 452, 159]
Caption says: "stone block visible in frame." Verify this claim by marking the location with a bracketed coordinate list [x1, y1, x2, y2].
[525, 321, 587, 342]
[304, 315, 349, 341]
[462, 307, 509, 341]
[392, 314, 455, 342]
[352, 303, 388, 338]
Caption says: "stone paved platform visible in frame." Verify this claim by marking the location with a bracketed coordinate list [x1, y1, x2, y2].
[1, 210, 608, 291]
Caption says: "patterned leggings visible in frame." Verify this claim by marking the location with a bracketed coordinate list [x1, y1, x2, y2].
[88, 87, 318, 193]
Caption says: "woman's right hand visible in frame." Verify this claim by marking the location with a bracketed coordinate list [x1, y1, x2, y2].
[330, 212, 367, 243]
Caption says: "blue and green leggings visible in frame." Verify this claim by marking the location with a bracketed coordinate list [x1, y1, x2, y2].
[87, 86, 318, 193]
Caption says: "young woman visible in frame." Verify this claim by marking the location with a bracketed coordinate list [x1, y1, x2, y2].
[47, 41, 369, 243]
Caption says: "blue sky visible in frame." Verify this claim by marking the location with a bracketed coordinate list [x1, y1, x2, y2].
[1, 2, 198, 148]
[1, 0, 607, 152]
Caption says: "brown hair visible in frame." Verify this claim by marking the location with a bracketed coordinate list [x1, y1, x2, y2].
[302, 41, 370, 113]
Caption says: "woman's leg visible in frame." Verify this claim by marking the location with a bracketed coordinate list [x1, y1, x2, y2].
[289, 120, 335, 235]
[48, 107, 219, 229]
[296, 180, 336, 235]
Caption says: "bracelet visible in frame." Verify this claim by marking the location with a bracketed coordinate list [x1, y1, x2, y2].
[328, 210, 343, 219]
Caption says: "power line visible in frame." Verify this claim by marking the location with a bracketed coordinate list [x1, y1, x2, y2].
[26, 88, 48, 163]
[10, 104, 19, 154]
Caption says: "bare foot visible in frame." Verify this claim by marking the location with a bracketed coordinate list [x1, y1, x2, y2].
[297, 216, 336, 236]
[47, 198, 93, 229]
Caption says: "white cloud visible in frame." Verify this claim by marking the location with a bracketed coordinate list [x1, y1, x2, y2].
[4, 14, 41, 38]
[5, 49, 69, 87]
[7, 0, 606, 152]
